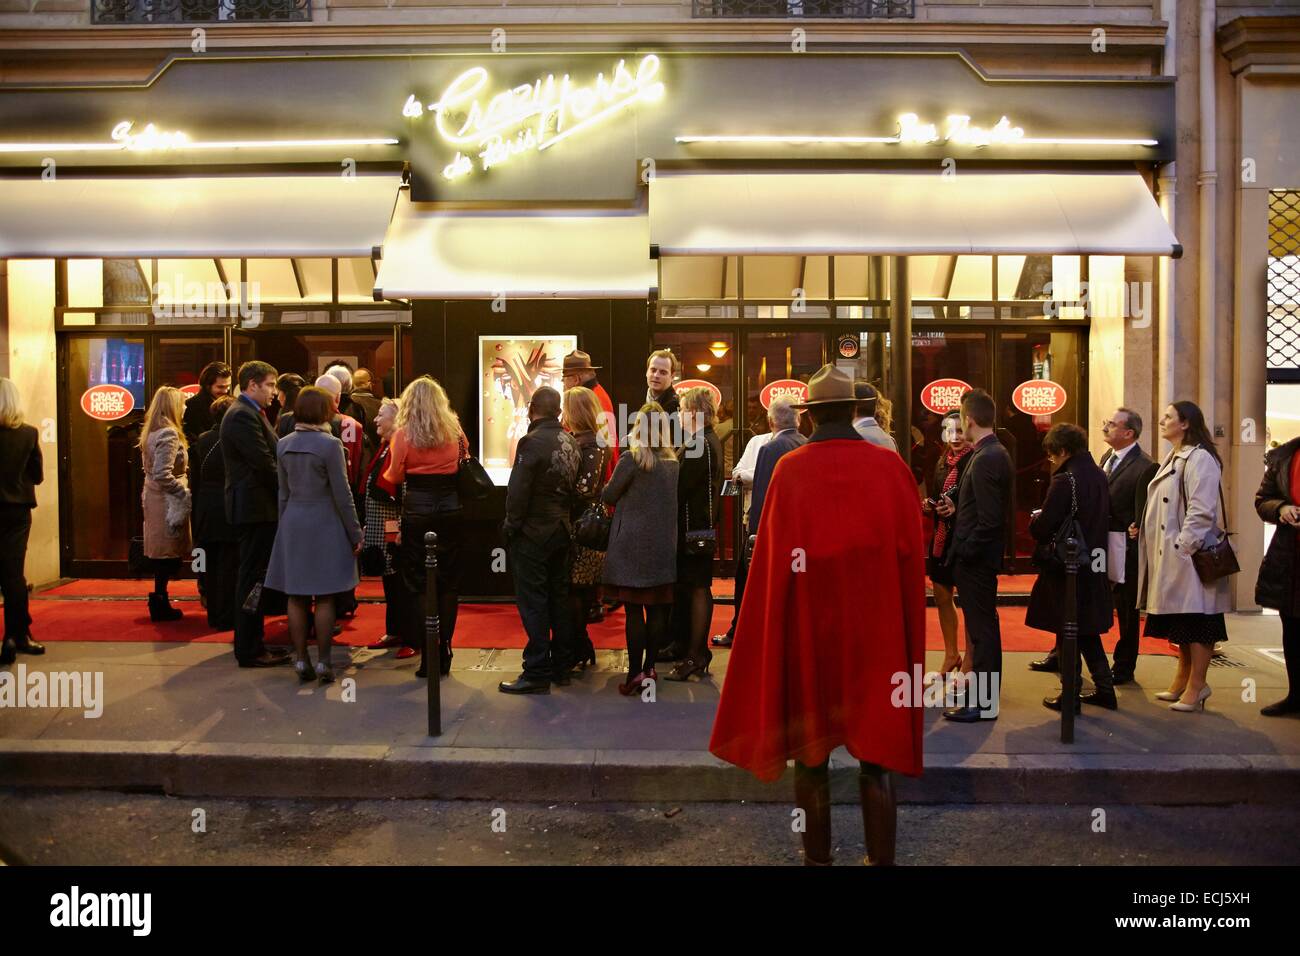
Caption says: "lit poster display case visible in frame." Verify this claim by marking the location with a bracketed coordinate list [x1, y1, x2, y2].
[478, 334, 578, 484]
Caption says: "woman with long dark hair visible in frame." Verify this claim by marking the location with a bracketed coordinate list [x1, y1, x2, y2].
[1137, 401, 1232, 713]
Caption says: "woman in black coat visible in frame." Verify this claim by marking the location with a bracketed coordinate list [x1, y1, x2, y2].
[190, 395, 239, 629]
[1253, 436, 1300, 716]
[1025, 423, 1116, 713]
[0, 376, 44, 665]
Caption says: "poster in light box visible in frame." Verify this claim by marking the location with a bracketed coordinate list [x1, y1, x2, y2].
[479, 334, 578, 484]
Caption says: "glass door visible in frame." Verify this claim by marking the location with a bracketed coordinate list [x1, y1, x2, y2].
[60, 335, 148, 573]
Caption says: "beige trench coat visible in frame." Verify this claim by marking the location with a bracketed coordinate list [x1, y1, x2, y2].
[1136, 444, 1233, 615]
[142, 425, 192, 560]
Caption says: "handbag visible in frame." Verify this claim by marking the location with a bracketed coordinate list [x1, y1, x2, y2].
[456, 435, 493, 502]
[574, 500, 612, 551]
[682, 437, 718, 558]
[1031, 470, 1085, 573]
[1179, 456, 1240, 583]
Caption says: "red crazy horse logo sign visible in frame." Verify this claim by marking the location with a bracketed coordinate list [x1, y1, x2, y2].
[80, 384, 135, 421]
[1012, 380, 1068, 416]
[179, 384, 202, 398]
[920, 378, 972, 415]
[759, 379, 809, 410]
[673, 379, 723, 409]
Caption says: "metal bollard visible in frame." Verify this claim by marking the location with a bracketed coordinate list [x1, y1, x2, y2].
[424, 530, 441, 738]
[1060, 536, 1080, 744]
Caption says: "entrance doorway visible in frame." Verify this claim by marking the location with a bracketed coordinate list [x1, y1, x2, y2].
[57, 324, 406, 576]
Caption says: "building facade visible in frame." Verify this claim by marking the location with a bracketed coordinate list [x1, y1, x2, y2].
[0, 1, 1296, 603]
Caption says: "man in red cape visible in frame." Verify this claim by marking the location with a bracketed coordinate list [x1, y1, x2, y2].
[708, 364, 926, 865]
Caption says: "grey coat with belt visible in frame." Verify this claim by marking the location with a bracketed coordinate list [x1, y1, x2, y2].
[601, 453, 680, 589]
[265, 428, 363, 597]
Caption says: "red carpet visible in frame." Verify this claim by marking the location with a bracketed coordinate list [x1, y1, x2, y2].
[28, 588, 1176, 655]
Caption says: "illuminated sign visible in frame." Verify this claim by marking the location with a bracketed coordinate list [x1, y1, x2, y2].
[673, 379, 723, 409]
[0, 122, 398, 154]
[759, 379, 809, 410]
[403, 54, 665, 180]
[80, 384, 135, 421]
[1011, 380, 1068, 416]
[179, 384, 202, 398]
[920, 378, 972, 415]
[677, 114, 1157, 149]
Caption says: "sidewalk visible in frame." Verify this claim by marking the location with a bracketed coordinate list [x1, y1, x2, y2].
[2, 613, 1297, 806]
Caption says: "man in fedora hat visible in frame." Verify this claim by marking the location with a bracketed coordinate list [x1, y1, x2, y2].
[710, 363, 926, 865]
[562, 349, 618, 476]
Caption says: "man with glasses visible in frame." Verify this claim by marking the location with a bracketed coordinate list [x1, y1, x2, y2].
[1028, 408, 1157, 685]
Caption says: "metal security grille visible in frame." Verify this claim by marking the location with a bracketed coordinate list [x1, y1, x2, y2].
[92, 0, 309, 22]
[1267, 190, 1300, 378]
[693, 0, 913, 17]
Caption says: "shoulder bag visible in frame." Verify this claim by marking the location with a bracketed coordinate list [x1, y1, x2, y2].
[1179, 452, 1240, 583]
[1031, 470, 1086, 573]
[683, 437, 718, 558]
[456, 432, 493, 502]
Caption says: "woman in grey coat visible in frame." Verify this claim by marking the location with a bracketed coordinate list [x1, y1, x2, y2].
[601, 402, 679, 694]
[265, 386, 363, 683]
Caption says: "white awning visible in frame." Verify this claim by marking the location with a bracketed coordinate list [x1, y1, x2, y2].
[0, 174, 402, 259]
[374, 191, 653, 299]
[649, 170, 1181, 258]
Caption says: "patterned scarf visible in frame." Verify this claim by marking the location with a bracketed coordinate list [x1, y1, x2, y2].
[932, 445, 973, 557]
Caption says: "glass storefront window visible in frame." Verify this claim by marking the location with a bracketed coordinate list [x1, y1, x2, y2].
[996, 329, 1083, 560]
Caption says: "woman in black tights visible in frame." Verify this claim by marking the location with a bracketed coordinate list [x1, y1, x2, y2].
[600, 404, 680, 694]
[664, 387, 724, 682]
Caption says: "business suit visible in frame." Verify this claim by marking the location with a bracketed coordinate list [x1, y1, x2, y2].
[945, 433, 1013, 716]
[748, 427, 809, 534]
[220, 394, 281, 663]
[1100, 443, 1158, 679]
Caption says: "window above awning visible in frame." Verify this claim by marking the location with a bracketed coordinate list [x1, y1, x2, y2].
[0, 174, 402, 259]
[648, 170, 1181, 258]
[373, 191, 653, 300]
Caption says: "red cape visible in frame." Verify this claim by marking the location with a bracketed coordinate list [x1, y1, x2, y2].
[708, 438, 927, 781]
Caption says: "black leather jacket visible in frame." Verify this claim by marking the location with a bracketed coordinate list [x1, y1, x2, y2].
[503, 417, 580, 545]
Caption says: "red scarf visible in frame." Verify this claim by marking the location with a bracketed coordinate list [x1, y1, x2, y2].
[931, 445, 972, 557]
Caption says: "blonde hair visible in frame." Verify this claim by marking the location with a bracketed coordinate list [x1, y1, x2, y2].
[680, 386, 717, 427]
[0, 377, 23, 429]
[140, 386, 187, 448]
[629, 402, 677, 472]
[875, 395, 894, 436]
[395, 375, 460, 449]
[646, 348, 679, 376]
[562, 387, 610, 447]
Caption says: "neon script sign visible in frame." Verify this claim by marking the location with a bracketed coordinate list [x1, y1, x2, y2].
[402, 54, 665, 180]
[896, 113, 1024, 147]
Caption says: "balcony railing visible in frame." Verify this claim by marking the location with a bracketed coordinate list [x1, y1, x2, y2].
[91, 0, 310, 23]
[693, 0, 914, 17]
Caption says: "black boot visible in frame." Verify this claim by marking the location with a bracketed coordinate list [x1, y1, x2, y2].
[148, 592, 183, 622]
[0, 638, 15, 666]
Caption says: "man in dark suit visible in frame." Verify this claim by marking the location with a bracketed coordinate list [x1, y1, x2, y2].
[1027, 407, 1157, 683]
[220, 360, 290, 668]
[938, 389, 1013, 722]
[748, 396, 809, 536]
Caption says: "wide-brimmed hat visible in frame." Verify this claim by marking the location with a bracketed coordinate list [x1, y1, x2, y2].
[792, 364, 859, 408]
[562, 350, 601, 373]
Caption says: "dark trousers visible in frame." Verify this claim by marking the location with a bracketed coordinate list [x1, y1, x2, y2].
[396, 509, 461, 651]
[1111, 568, 1141, 676]
[0, 504, 33, 639]
[954, 561, 1001, 708]
[1280, 614, 1300, 701]
[510, 527, 574, 682]
[724, 538, 750, 638]
[203, 540, 239, 630]
[233, 520, 277, 663]
[1055, 632, 1115, 694]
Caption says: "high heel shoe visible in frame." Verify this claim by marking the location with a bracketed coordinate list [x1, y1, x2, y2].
[1169, 685, 1211, 712]
[665, 657, 709, 682]
[575, 638, 597, 670]
[1155, 686, 1187, 702]
[294, 659, 316, 683]
[315, 661, 335, 684]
